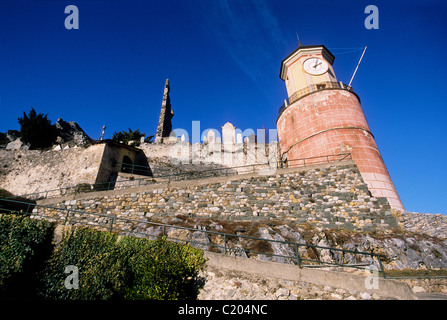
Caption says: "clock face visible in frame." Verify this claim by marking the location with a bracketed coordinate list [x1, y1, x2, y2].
[303, 58, 328, 75]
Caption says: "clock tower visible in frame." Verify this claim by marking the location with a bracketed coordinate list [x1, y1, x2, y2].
[277, 44, 404, 211]
[280, 45, 337, 97]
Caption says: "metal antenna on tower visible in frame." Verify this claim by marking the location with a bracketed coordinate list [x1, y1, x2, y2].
[296, 33, 302, 47]
[348, 46, 368, 87]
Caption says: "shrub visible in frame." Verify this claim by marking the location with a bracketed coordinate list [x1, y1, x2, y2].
[38, 227, 206, 300]
[0, 214, 54, 298]
[118, 236, 206, 300]
[38, 227, 126, 300]
[74, 183, 92, 193]
[112, 128, 144, 147]
[111, 128, 154, 147]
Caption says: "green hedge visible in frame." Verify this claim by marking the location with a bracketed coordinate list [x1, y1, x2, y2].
[0, 214, 54, 298]
[119, 236, 206, 300]
[38, 227, 125, 300]
[38, 227, 207, 300]
[0, 215, 207, 300]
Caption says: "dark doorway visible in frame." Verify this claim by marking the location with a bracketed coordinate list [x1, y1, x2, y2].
[121, 155, 133, 173]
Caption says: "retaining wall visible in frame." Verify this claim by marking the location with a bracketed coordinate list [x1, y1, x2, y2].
[199, 251, 416, 300]
[34, 161, 397, 232]
[0, 144, 106, 196]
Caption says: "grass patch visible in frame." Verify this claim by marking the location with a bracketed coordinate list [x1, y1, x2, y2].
[386, 269, 447, 278]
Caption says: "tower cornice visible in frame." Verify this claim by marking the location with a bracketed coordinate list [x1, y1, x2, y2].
[280, 45, 335, 80]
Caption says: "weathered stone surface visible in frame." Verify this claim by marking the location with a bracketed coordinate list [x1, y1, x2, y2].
[155, 79, 174, 144]
[396, 211, 447, 239]
[54, 118, 92, 147]
[32, 163, 405, 232]
[3, 156, 443, 285]
[0, 144, 107, 196]
[197, 265, 387, 300]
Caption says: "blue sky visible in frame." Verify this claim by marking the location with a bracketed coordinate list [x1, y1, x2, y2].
[0, 0, 446, 214]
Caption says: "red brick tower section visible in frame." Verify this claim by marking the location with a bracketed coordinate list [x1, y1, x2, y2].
[277, 45, 404, 211]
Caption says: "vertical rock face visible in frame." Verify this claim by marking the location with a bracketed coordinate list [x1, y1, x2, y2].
[155, 79, 174, 143]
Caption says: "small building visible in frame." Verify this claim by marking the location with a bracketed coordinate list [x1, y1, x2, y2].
[93, 139, 152, 189]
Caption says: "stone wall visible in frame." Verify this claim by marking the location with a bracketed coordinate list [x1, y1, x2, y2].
[0, 136, 275, 199]
[398, 277, 447, 295]
[33, 161, 397, 232]
[28, 161, 447, 272]
[138, 120, 280, 178]
[138, 142, 236, 177]
[197, 252, 416, 300]
[0, 144, 106, 196]
[30, 203, 447, 271]
[199, 264, 378, 300]
[0, 141, 153, 198]
[138, 138, 277, 177]
[395, 211, 447, 239]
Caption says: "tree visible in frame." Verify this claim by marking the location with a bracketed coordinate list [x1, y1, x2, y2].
[144, 135, 155, 144]
[18, 108, 57, 150]
[112, 128, 153, 147]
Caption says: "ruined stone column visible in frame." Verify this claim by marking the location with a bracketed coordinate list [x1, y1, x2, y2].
[155, 79, 174, 144]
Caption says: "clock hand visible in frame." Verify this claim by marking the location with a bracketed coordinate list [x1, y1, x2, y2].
[313, 61, 322, 69]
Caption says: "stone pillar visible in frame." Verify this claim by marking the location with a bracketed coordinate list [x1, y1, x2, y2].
[222, 122, 235, 166]
[246, 133, 257, 165]
[222, 122, 236, 145]
[207, 129, 216, 145]
[155, 79, 174, 144]
[234, 133, 244, 168]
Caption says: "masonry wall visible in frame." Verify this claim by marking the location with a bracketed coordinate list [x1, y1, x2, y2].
[33, 161, 398, 232]
[198, 252, 416, 300]
[0, 144, 106, 197]
[0, 139, 274, 199]
[140, 141, 276, 168]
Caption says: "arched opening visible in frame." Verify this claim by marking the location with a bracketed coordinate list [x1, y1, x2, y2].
[121, 155, 133, 173]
